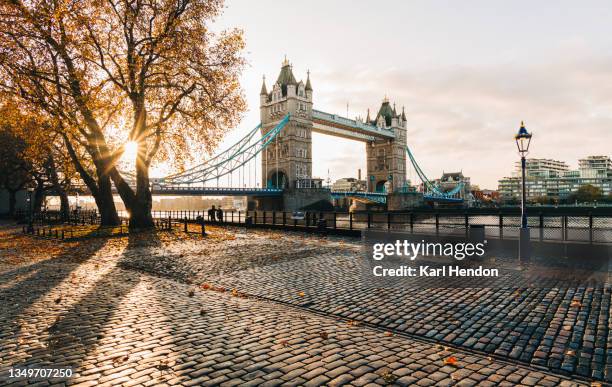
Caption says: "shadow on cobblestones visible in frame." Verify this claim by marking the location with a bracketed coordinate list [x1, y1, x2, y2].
[41, 233, 162, 370]
[0, 237, 108, 350]
[0, 226, 596, 386]
[207, 239, 612, 382]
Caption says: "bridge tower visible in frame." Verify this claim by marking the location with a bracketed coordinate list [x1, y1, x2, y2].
[365, 98, 408, 193]
[260, 58, 314, 189]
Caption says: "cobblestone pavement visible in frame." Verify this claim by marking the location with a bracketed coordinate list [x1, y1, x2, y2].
[0, 225, 599, 386]
[208, 242, 611, 382]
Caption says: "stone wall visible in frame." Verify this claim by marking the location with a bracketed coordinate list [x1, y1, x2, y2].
[387, 191, 424, 211]
[282, 188, 332, 211]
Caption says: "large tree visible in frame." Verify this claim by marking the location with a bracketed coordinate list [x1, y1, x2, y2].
[0, 102, 76, 219]
[0, 0, 245, 228]
[0, 125, 30, 217]
[569, 184, 603, 204]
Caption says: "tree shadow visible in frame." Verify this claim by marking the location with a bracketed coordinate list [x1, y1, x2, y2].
[0, 235, 108, 335]
[1, 230, 162, 376]
[38, 231, 162, 368]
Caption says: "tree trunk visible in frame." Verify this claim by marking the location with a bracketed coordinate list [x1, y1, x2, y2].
[62, 133, 120, 226]
[45, 154, 70, 221]
[58, 188, 70, 221]
[32, 180, 45, 215]
[95, 174, 121, 226]
[128, 148, 154, 229]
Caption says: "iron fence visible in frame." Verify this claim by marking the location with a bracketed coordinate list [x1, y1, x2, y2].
[213, 210, 612, 244]
[17, 208, 612, 244]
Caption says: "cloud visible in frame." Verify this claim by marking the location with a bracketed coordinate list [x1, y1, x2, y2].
[311, 53, 612, 189]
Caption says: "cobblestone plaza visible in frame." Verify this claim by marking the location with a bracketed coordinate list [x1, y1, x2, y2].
[0, 224, 607, 386]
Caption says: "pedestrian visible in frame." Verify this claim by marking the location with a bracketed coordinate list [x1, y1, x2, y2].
[216, 207, 224, 223]
[208, 205, 216, 222]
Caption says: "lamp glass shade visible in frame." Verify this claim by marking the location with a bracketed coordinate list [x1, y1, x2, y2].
[514, 123, 532, 154]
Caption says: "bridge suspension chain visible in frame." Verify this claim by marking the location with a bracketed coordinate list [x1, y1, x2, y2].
[158, 114, 290, 186]
[405, 146, 464, 199]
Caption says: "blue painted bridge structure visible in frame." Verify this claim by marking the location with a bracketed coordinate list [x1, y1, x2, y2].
[111, 111, 465, 208]
[148, 185, 393, 205]
[109, 57, 469, 210]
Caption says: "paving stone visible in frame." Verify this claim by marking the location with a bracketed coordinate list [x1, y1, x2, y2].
[0, 226, 596, 386]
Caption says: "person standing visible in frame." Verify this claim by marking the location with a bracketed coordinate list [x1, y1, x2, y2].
[216, 207, 224, 223]
[208, 205, 216, 222]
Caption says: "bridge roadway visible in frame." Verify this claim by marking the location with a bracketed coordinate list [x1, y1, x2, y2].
[312, 109, 395, 142]
[150, 186, 283, 196]
[67, 184, 462, 204]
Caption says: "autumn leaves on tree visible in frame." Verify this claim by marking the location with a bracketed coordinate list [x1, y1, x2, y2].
[0, 0, 246, 227]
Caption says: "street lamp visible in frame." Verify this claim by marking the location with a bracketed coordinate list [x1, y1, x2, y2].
[515, 121, 532, 262]
[26, 187, 34, 233]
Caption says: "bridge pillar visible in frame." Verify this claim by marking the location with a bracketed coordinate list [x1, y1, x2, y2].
[250, 189, 332, 211]
[366, 98, 408, 193]
[387, 192, 424, 211]
[250, 195, 284, 211]
[260, 58, 313, 190]
[282, 188, 332, 211]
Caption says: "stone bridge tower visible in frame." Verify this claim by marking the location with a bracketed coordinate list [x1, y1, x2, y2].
[365, 97, 408, 193]
[260, 58, 313, 189]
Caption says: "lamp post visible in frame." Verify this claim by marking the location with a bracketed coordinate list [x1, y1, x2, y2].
[515, 121, 532, 262]
[26, 187, 34, 233]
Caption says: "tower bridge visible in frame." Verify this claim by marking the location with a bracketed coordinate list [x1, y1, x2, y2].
[258, 58, 408, 196]
[111, 58, 466, 210]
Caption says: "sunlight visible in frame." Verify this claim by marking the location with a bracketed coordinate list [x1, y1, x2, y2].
[122, 141, 138, 162]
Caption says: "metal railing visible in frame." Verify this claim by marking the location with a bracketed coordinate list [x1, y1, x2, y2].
[206, 210, 611, 244]
[18, 208, 612, 244]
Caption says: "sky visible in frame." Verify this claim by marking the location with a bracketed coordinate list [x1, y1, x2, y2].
[210, 0, 612, 189]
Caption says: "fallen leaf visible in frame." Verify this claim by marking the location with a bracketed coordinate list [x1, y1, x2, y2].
[444, 356, 458, 366]
[320, 332, 329, 340]
[297, 291, 305, 297]
[379, 369, 397, 384]
[113, 355, 129, 365]
[384, 331, 393, 337]
[570, 300, 582, 307]
[156, 360, 170, 371]
[188, 290, 195, 297]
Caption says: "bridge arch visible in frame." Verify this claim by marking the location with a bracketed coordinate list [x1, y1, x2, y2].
[375, 180, 387, 193]
[268, 169, 289, 189]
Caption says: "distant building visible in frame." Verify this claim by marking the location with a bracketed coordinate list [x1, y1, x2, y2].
[515, 159, 569, 179]
[498, 156, 612, 201]
[331, 177, 367, 192]
[434, 172, 472, 201]
[579, 156, 612, 178]
[471, 188, 500, 203]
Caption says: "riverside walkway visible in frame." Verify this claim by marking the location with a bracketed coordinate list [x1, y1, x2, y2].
[0, 223, 603, 386]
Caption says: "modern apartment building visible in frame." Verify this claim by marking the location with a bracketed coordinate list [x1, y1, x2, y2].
[498, 156, 612, 201]
[513, 159, 569, 178]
